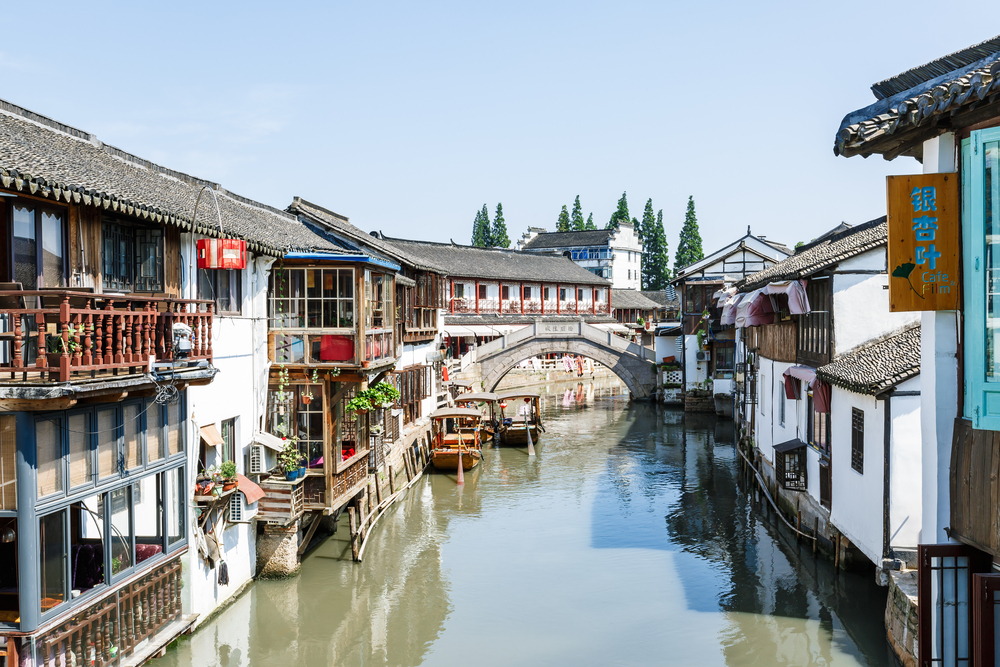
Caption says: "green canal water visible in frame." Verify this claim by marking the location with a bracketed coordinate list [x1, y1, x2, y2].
[162, 378, 894, 666]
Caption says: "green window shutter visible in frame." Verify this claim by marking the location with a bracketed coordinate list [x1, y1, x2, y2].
[964, 128, 1000, 430]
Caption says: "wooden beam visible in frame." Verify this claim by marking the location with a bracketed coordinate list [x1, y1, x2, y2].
[297, 511, 323, 556]
[0, 398, 77, 411]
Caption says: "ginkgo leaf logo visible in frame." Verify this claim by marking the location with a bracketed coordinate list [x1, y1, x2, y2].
[892, 262, 924, 299]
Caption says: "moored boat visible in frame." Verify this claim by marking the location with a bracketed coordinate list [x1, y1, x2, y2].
[454, 391, 502, 441]
[497, 391, 543, 445]
[429, 407, 484, 471]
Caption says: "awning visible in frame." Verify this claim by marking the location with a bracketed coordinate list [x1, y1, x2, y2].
[253, 431, 285, 452]
[763, 280, 810, 315]
[236, 474, 266, 504]
[199, 424, 224, 448]
[782, 365, 830, 413]
[720, 292, 745, 326]
[591, 322, 631, 334]
[395, 274, 417, 288]
[773, 439, 808, 454]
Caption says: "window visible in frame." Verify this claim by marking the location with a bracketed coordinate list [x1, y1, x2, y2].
[501, 285, 510, 300]
[199, 268, 242, 314]
[12, 203, 66, 289]
[220, 418, 236, 463]
[577, 288, 585, 301]
[779, 385, 786, 425]
[39, 511, 66, 614]
[774, 440, 807, 490]
[0, 415, 15, 509]
[69, 413, 91, 489]
[101, 220, 164, 292]
[808, 394, 830, 454]
[270, 267, 355, 329]
[560, 288, 567, 301]
[715, 344, 735, 376]
[544, 287, 551, 301]
[851, 407, 864, 473]
[798, 278, 832, 365]
[478, 284, 487, 300]
[36, 418, 62, 498]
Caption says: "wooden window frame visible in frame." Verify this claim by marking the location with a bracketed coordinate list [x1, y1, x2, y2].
[200, 268, 243, 316]
[9, 200, 68, 289]
[850, 407, 864, 474]
[797, 277, 832, 366]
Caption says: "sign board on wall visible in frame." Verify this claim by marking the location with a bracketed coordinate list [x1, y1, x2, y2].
[886, 173, 960, 311]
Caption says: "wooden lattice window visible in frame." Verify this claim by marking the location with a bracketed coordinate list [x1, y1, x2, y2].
[797, 278, 832, 365]
[851, 408, 864, 474]
[102, 220, 164, 292]
[774, 440, 807, 491]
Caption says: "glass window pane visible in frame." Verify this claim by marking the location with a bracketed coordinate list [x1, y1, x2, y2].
[987, 144, 1000, 379]
[147, 403, 164, 462]
[198, 269, 215, 302]
[40, 511, 66, 613]
[37, 418, 62, 497]
[97, 408, 117, 479]
[124, 404, 141, 470]
[109, 486, 132, 576]
[69, 413, 91, 488]
[166, 467, 184, 547]
[134, 475, 162, 565]
[13, 205, 37, 289]
[167, 400, 182, 456]
[306, 269, 321, 299]
[41, 211, 65, 287]
[339, 270, 353, 299]
[71, 493, 105, 594]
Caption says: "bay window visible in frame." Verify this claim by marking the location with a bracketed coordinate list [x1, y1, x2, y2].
[269, 266, 357, 365]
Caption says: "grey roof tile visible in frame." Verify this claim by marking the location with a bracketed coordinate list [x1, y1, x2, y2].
[0, 97, 340, 257]
[521, 230, 613, 249]
[378, 236, 611, 285]
[817, 324, 920, 395]
[640, 290, 680, 307]
[611, 289, 662, 310]
[737, 218, 886, 292]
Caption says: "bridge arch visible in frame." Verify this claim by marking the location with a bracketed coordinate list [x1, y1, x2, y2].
[474, 322, 657, 399]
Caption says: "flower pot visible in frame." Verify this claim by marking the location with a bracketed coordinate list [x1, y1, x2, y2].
[222, 481, 237, 492]
[296, 467, 306, 479]
[284, 470, 297, 481]
[301, 396, 313, 405]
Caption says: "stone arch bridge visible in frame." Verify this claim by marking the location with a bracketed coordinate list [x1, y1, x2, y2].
[471, 320, 658, 399]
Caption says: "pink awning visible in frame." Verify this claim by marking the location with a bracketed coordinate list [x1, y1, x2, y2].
[762, 280, 811, 315]
[236, 474, 266, 504]
[781, 365, 830, 413]
[720, 292, 745, 326]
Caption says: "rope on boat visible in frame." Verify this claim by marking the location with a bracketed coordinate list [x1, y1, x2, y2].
[735, 447, 816, 544]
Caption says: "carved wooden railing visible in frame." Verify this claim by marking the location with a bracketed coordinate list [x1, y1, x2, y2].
[331, 456, 369, 508]
[35, 555, 183, 667]
[0, 290, 213, 382]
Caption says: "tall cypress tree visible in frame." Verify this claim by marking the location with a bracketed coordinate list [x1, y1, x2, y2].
[639, 198, 655, 244]
[481, 204, 492, 246]
[639, 199, 655, 284]
[606, 192, 630, 230]
[584, 213, 596, 230]
[571, 195, 585, 231]
[492, 202, 510, 248]
[642, 209, 671, 290]
[557, 205, 571, 232]
[471, 208, 488, 247]
[674, 196, 704, 273]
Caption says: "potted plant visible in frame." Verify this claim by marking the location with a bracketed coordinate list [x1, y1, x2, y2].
[219, 460, 238, 491]
[301, 388, 313, 405]
[369, 381, 401, 407]
[279, 439, 301, 481]
[46, 324, 81, 366]
[346, 394, 373, 415]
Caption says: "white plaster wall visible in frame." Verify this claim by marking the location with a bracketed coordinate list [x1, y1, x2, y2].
[653, 335, 680, 363]
[828, 388, 884, 567]
[832, 251, 919, 356]
[889, 377, 922, 550]
[180, 235, 271, 624]
[755, 358, 798, 466]
[683, 334, 708, 388]
[610, 223, 642, 290]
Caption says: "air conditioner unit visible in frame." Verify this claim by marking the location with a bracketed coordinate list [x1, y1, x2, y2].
[696, 351, 711, 361]
[248, 444, 266, 475]
[228, 491, 257, 523]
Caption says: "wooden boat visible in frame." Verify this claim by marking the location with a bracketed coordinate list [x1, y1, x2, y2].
[453, 392, 502, 440]
[497, 391, 543, 445]
[429, 407, 484, 471]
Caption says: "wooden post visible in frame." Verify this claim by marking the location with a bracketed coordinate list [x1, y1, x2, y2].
[813, 518, 818, 555]
[349, 506, 359, 560]
[457, 446, 464, 485]
[388, 465, 396, 495]
[375, 474, 383, 505]
[834, 532, 841, 570]
[796, 511, 802, 543]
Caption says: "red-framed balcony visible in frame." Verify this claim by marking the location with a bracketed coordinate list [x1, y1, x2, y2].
[0, 290, 213, 383]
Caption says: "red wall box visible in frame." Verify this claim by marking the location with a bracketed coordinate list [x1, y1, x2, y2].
[197, 238, 247, 270]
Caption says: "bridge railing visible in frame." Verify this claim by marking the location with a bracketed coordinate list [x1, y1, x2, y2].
[475, 320, 655, 363]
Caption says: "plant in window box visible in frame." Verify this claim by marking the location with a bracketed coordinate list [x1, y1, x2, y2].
[279, 438, 302, 481]
[346, 394, 373, 415]
[370, 381, 401, 407]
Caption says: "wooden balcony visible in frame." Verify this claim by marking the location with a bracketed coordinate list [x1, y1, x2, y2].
[258, 476, 305, 526]
[0, 290, 212, 384]
[33, 553, 191, 667]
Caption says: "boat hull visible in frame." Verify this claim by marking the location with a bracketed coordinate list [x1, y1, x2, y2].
[431, 449, 483, 471]
[502, 426, 539, 445]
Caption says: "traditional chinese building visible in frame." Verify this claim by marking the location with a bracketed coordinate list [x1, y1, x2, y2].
[516, 223, 643, 289]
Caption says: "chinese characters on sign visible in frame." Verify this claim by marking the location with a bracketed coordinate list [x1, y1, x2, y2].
[886, 174, 959, 312]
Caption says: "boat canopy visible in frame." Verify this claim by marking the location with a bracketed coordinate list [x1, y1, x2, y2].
[429, 407, 484, 420]
[454, 392, 499, 403]
[496, 391, 540, 400]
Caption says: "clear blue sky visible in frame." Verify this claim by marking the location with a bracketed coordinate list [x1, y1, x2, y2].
[0, 1, 988, 254]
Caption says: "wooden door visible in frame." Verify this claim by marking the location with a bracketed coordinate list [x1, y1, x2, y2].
[973, 573, 1000, 666]
[919, 544, 992, 667]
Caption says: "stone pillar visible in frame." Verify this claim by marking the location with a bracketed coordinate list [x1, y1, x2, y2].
[256, 520, 301, 578]
[920, 132, 957, 544]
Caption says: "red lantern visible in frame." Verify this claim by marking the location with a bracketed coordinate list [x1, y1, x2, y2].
[197, 238, 247, 270]
[499, 402, 507, 409]
[523, 397, 531, 403]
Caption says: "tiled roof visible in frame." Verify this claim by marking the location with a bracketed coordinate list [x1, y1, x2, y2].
[378, 236, 611, 285]
[290, 198, 447, 273]
[521, 229, 613, 249]
[835, 36, 1000, 158]
[0, 98, 341, 258]
[817, 324, 920, 395]
[736, 218, 886, 292]
[639, 290, 679, 307]
[612, 289, 661, 310]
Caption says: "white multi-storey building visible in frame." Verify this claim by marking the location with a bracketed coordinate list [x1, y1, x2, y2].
[517, 223, 643, 289]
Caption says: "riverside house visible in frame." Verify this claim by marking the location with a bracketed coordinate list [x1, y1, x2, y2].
[376, 236, 619, 360]
[728, 220, 921, 585]
[0, 98, 329, 666]
[671, 230, 790, 413]
[834, 32, 1000, 665]
[516, 223, 644, 289]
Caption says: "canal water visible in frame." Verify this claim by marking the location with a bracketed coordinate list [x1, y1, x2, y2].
[163, 378, 894, 667]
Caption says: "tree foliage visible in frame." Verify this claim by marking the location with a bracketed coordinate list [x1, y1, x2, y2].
[638, 198, 655, 244]
[557, 205, 571, 232]
[641, 209, 671, 290]
[606, 192, 630, 230]
[674, 196, 704, 273]
[571, 195, 585, 231]
[471, 207, 488, 247]
[492, 203, 510, 248]
[481, 204, 492, 246]
[585, 213, 596, 230]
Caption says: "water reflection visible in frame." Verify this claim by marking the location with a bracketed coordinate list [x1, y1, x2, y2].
[160, 378, 892, 667]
